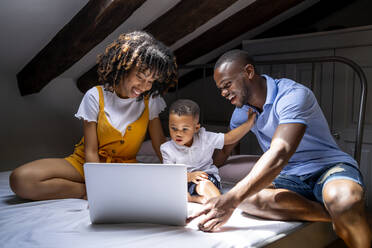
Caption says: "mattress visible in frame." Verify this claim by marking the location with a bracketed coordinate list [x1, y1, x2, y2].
[0, 166, 336, 248]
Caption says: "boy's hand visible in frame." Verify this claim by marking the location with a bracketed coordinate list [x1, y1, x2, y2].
[188, 171, 208, 184]
[247, 108, 256, 126]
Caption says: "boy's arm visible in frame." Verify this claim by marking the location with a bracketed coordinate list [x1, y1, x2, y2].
[213, 142, 238, 167]
[160, 144, 173, 164]
[224, 110, 256, 145]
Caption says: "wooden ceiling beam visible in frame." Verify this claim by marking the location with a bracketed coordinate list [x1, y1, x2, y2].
[174, 0, 305, 65]
[17, 0, 146, 96]
[176, 0, 355, 91]
[144, 0, 239, 46]
[77, 64, 99, 93]
[174, 0, 355, 93]
[77, 0, 239, 93]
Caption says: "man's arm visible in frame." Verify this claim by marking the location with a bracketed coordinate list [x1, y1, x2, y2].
[189, 123, 306, 231]
[228, 123, 305, 204]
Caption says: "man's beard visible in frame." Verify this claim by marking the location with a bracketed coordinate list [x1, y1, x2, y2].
[235, 89, 249, 108]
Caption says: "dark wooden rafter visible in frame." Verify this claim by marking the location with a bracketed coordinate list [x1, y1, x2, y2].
[17, 0, 146, 96]
[177, 0, 353, 91]
[255, 0, 355, 39]
[174, 0, 306, 65]
[77, 0, 240, 93]
[78, 65, 99, 93]
[79, 0, 306, 93]
[144, 0, 239, 46]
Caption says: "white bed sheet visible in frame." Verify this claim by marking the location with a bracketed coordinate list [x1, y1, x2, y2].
[0, 171, 303, 248]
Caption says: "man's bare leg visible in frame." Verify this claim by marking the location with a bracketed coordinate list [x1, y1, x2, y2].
[238, 186, 331, 222]
[323, 179, 371, 248]
[9, 158, 86, 200]
[238, 182, 371, 247]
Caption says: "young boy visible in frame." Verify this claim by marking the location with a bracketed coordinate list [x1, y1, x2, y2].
[160, 99, 256, 204]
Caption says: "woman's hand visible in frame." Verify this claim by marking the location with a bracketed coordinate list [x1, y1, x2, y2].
[188, 171, 209, 184]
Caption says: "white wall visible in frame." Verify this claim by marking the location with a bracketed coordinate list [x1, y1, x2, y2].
[0, 75, 83, 172]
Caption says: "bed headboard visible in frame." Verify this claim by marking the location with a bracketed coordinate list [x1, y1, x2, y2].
[171, 56, 367, 164]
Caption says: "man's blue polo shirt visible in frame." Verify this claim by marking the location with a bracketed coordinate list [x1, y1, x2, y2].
[230, 74, 357, 176]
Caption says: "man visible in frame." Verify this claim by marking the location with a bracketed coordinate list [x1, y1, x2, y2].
[188, 50, 371, 248]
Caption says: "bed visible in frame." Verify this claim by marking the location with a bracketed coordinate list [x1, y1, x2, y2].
[0, 55, 366, 248]
[0, 158, 336, 248]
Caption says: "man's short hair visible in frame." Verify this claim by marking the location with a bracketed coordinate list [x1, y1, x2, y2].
[214, 49, 255, 71]
[169, 99, 200, 122]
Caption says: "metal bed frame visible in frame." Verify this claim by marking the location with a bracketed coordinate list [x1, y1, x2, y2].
[179, 56, 368, 164]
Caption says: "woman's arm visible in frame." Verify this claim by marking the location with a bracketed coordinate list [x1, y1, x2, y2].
[148, 117, 166, 162]
[83, 120, 100, 163]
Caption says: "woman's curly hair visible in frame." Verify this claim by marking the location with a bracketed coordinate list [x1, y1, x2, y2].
[97, 31, 177, 99]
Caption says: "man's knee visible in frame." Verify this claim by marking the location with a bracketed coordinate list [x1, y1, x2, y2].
[323, 181, 365, 215]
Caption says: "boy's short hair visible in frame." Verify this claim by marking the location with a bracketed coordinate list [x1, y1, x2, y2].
[169, 99, 200, 122]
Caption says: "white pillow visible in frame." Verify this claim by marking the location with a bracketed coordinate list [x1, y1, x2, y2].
[136, 139, 160, 163]
[137, 139, 157, 156]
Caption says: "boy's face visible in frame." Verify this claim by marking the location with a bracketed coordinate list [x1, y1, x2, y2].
[169, 113, 200, 147]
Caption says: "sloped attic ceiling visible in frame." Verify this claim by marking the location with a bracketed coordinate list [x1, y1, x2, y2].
[11, 0, 320, 96]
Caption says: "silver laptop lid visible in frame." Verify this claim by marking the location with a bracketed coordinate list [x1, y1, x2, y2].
[84, 163, 187, 226]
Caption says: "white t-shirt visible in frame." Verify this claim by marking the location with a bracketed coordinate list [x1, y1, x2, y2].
[160, 127, 224, 181]
[75, 86, 166, 135]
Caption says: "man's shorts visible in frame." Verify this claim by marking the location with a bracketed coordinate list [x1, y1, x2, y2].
[188, 174, 221, 195]
[272, 163, 364, 203]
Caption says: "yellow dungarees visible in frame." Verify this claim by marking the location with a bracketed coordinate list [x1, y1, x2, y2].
[65, 86, 149, 177]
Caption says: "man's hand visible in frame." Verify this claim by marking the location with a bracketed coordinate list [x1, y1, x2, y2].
[188, 171, 208, 184]
[187, 193, 237, 232]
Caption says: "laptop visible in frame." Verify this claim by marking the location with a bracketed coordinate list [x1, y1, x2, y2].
[84, 163, 188, 226]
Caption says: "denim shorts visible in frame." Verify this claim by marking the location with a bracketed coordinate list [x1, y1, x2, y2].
[272, 163, 364, 203]
[188, 174, 221, 195]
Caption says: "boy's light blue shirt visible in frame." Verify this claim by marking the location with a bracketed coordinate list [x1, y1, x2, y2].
[230, 74, 357, 176]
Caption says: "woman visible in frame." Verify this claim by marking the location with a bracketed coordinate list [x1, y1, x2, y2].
[10, 31, 177, 200]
